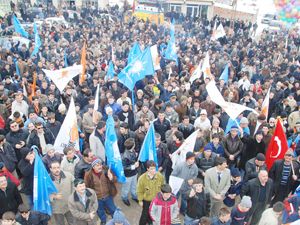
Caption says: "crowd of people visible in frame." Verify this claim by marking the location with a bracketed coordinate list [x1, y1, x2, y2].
[0, 2, 300, 225]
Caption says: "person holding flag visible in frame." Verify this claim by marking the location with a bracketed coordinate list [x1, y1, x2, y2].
[84, 158, 117, 225]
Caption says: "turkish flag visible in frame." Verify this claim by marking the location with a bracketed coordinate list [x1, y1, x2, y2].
[265, 120, 288, 170]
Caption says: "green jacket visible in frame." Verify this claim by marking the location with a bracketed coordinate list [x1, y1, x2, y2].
[137, 172, 164, 202]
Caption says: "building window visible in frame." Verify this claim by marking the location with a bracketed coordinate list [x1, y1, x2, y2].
[170, 4, 181, 13]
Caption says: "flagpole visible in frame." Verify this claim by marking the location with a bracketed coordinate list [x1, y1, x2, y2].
[291, 158, 295, 176]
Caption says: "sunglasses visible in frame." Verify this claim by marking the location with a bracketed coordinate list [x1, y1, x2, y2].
[20, 211, 29, 214]
[36, 127, 43, 130]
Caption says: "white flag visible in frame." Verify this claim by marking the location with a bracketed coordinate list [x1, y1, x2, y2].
[171, 129, 199, 169]
[189, 63, 201, 83]
[261, 87, 270, 119]
[93, 84, 100, 124]
[54, 97, 79, 153]
[211, 21, 217, 41]
[43, 64, 82, 92]
[206, 81, 227, 106]
[206, 81, 258, 119]
[201, 52, 211, 79]
[215, 23, 226, 40]
[150, 45, 161, 70]
[222, 102, 258, 120]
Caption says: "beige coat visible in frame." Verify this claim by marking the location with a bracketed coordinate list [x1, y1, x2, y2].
[51, 171, 74, 214]
[258, 208, 281, 225]
[68, 188, 98, 225]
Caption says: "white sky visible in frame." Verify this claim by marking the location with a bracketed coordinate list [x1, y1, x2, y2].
[257, 0, 276, 15]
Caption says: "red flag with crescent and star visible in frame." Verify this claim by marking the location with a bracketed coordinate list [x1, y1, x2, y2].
[265, 119, 289, 170]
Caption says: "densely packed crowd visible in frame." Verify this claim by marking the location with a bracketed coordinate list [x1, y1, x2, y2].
[0, 2, 300, 225]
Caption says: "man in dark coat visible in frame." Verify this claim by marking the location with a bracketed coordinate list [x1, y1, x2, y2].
[5, 121, 29, 162]
[244, 153, 267, 182]
[239, 130, 265, 170]
[27, 122, 55, 155]
[154, 110, 171, 142]
[45, 112, 61, 138]
[241, 170, 274, 225]
[18, 147, 35, 207]
[0, 135, 18, 173]
[269, 149, 300, 205]
[117, 101, 135, 131]
[16, 204, 50, 225]
[0, 174, 23, 218]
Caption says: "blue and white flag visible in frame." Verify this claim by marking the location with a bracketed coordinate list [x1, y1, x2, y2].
[107, 60, 115, 79]
[118, 47, 154, 90]
[30, 23, 41, 57]
[14, 59, 20, 76]
[164, 19, 178, 65]
[105, 115, 126, 183]
[219, 64, 229, 83]
[13, 15, 28, 38]
[33, 146, 58, 215]
[138, 123, 158, 168]
[64, 50, 68, 68]
[128, 42, 142, 65]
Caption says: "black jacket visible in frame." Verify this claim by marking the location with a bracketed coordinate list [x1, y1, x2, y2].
[118, 110, 135, 131]
[6, 129, 29, 161]
[186, 190, 209, 219]
[0, 142, 18, 172]
[156, 143, 170, 172]
[122, 149, 138, 177]
[74, 159, 91, 179]
[241, 177, 274, 207]
[18, 148, 34, 195]
[27, 128, 55, 153]
[269, 159, 300, 194]
[45, 121, 61, 138]
[117, 131, 135, 154]
[244, 158, 267, 182]
[16, 211, 50, 225]
[154, 118, 171, 142]
[0, 181, 23, 217]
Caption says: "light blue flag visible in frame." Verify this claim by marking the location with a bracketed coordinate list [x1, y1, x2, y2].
[13, 15, 28, 38]
[33, 146, 58, 215]
[118, 46, 155, 90]
[225, 118, 250, 135]
[105, 115, 126, 183]
[219, 64, 229, 83]
[138, 122, 158, 169]
[64, 50, 68, 68]
[107, 60, 115, 79]
[30, 23, 41, 57]
[14, 59, 20, 76]
[164, 19, 178, 65]
[127, 42, 142, 65]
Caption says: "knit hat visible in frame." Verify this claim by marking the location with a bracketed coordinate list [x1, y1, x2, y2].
[45, 144, 55, 153]
[285, 149, 294, 156]
[186, 152, 195, 160]
[203, 144, 212, 152]
[240, 196, 252, 208]
[113, 209, 127, 223]
[231, 125, 239, 130]
[231, 168, 241, 177]
[200, 109, 207, 115]
[240, 117, 249, 124]
[256, 153, 266, 161]
[255, 130, 263, 135]
[91, 158, 102, 167]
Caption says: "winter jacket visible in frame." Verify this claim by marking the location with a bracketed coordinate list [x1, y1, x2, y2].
[18, 148, 34, 195]
[154, 118, 171, 142]
[240, 136, 265, 169]
[258, 208, 280, 225]
[45, 121, 61, 138]
[61, 154, 80, 176]
[196, 152, 217, 176]
[149, 192, 179, 225]
[122, 149, 138, 177]
[16, 211, 50, 225]
[178, 123, 195, 139]
[118, 109, 135, 131]
[68, 188, 98, 225]
[89, 129, 105, 162]
[171, 162, 198, 192]
[186, 190, 209, 219]
[269, 159, 300, 195]
[0, 181, 23, 217]
[241, 177, 274, 208]
[27, 129, 55, 154]
[0, 142, 18, 172]
[117, 131, 135, 154]
[50, 171, 74, 214]
[223, 134, 243, 165]
[156, 143, 170, 172]
[137, 172, 164, 202]
[74, 159, 91, 179]
[244, 158, 267, 182]
[5, 129, 29, 161]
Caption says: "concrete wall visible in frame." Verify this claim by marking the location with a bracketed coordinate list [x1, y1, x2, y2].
[213, 6, 257, 22]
